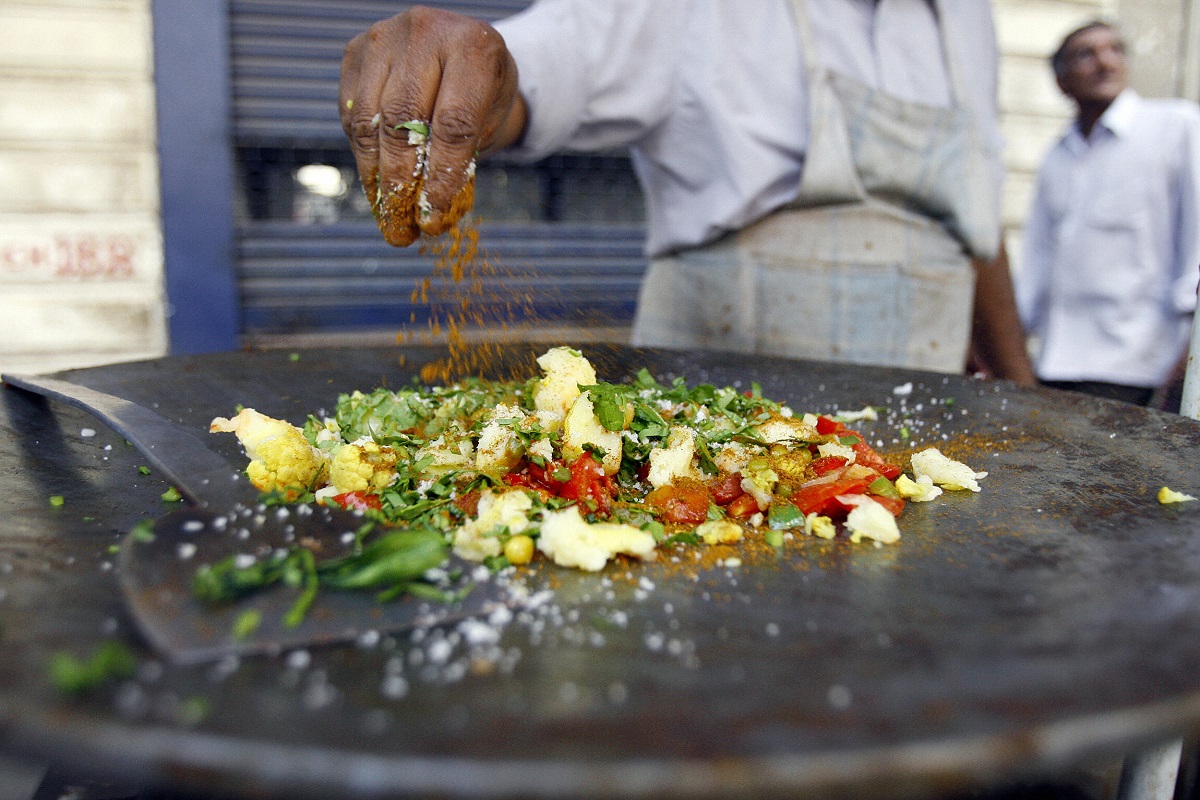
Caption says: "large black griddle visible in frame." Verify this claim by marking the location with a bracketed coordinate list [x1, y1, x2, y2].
[2, 343, 1200, 800]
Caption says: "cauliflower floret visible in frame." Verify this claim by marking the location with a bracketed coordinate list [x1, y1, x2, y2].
[328, 440, 399, 494]
[697, 519, 744, 545]
[417, 434, 474, 474]
[210, 408, 328, 497]
[527, 437, 554, 462]
[562, 391, 623, 475]
[754, 415, 819, 445]
[475, 404, 529, 476]
[453, 489, 533, 562]
[647, 426, 700, 488]
[714, 441, 756, 475]
[537, 506, 656, 571]
[840, 495, 901, 544]
[533, 347, 596, 431]
[895, 473, 943, 502]
[911, 448, 987, 492]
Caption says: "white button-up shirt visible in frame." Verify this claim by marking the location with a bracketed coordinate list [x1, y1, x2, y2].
[494, 0, 1002, 256]
[1017, 89, 1200, 387]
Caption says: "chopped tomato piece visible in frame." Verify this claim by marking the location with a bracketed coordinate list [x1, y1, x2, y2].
[558, 452, 616, 516]
[815, 415, 846, 435]
[851, 440, 902, 480]
[726, 492, 760, 518]
[505, 453, 616, 515]
[504, 458, 567, 493]
[790, 477, 872, 517]
[329, 491, 382, 512]
[868, 494, 906, 517]
[708, 472, 744, 505]
[810, 455, 848, 476]
[646, 482, 710, 525]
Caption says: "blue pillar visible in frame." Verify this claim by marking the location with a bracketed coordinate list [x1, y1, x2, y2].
[151, 0, 240, 353]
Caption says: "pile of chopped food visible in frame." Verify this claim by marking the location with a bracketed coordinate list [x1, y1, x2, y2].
[210, 347, 986, 574]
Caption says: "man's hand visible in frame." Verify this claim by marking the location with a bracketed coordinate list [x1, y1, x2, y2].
[339, 7, 526, 245]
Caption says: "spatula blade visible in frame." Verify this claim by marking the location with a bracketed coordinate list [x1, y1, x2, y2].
[117, 503, 515, 665]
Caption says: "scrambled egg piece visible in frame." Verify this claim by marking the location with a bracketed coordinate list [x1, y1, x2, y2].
[755, 414, 819, 445]
[453, 489, 533, 562]
[910, 448, 987, 492]
[475, 404, 529, 476]
[647, 426, 699, 488]
[1158, 486, 1197, 504]
[210, 408, 328, 497]
[328, 440, 398, 494]
[895, 473, 943, 502]
[537, 506, 656, 571]
[740, 457, 779, 509]
[562, 390, 624, 475]
[817, 441, 856, 462]
[804, 512, 837, 540]
[834, 406, 879, 423]
[533, 346, 596, 432]
[697, 519, 744, 545]
[841, 496, 901, 544]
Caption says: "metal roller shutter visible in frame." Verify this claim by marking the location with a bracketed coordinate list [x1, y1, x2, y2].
[227, 0, 648, 345]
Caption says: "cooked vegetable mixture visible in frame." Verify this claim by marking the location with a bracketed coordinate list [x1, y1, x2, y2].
[210, 347, 986, 573]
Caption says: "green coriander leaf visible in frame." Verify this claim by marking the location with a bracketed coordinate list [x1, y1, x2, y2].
[161, 487, 183, 503]
[49, 641, 136, 694]
[581, 383, 626, 431]
[130, 518, 156, 543]
[232, 609, 262, 639]
[395, 120, 430, 136]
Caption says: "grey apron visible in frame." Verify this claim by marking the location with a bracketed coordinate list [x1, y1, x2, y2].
[632, 0, 1000, 373]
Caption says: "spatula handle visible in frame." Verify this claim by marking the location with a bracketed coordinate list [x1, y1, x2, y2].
[2, 373, 249, 508]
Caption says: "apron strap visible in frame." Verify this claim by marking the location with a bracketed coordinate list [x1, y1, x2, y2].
[785, 0, 966, 108]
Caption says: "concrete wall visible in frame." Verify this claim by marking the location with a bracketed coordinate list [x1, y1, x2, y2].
[994, 0, 1198, 274]
[995, 0, 1116, 271]
[0, 0, 166, 374]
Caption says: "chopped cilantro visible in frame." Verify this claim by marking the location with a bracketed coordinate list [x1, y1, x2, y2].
[130, 518, 156, 543]
[49, 641, 136, 694]
[232, 609, 262, 639]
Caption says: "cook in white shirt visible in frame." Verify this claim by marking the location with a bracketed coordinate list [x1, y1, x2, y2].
[339, 0, 1034, 381]
[1017, 21, 1200, 403]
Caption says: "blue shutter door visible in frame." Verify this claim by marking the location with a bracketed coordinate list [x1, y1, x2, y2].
[227, 0, 648, 344]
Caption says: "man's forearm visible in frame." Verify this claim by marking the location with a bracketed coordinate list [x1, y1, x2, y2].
[970, 241, 1037, 386]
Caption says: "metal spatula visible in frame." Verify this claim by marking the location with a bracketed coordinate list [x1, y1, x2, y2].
[2, 373, 513, 666]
